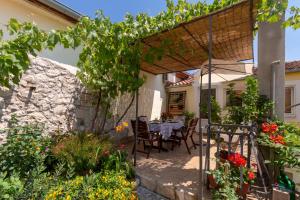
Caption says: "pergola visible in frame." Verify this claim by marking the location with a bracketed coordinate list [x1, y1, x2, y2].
[134, 0, 258, 199]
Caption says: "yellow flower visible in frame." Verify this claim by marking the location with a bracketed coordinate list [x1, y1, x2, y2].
[65, 195, 71, 200]
[122, 122, 129, 127]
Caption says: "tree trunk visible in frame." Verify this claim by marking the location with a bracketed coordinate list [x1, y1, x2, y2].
[90, 90, 102, 132]
[115, 93, 135, 126]
[100, 103, 110, 134]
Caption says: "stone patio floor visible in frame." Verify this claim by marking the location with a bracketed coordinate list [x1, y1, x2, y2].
[126, 137, 266, 200]
[127, 137, 215, 200]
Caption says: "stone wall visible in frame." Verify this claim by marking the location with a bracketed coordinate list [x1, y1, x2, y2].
[0, 57, 97, 136]
[0, 56, 166, 142]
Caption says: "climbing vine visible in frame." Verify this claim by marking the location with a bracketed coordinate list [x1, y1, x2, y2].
[0, 0, 299, 131]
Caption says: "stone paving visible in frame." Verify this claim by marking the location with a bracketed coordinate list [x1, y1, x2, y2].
[137, 186, 169, 200]
[128, 137, 214, 200]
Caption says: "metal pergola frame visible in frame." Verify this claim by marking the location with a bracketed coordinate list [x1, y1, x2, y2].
[132, 1, 255, 199]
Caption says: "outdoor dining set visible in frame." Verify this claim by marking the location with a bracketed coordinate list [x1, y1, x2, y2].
[131, 116, 199, 158]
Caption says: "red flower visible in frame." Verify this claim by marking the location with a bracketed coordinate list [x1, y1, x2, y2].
[248, 171, 255, 180]
[261, 123, 270, 133]
[270, 123, 278, 134]
[270, 135, 285, 145]
[228, 153, 246, 167]
[119, 144, 126, 149]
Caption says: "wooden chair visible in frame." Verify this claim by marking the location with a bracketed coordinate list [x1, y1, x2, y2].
[175, 118, 199, 154]
[131, 120, 161, 158]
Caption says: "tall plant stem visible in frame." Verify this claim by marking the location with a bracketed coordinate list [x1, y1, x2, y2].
[100, 103, 110, 134]
[116, 93, 135, 126]
[91, 90, 102, 132]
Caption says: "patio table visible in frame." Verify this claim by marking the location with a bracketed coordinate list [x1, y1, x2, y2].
[149, 121, 184, 140]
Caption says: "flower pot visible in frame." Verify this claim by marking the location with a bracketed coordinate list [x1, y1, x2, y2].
[208, 174, 219, 189]
[236, 183, 250, 197]
[258, 143, 279, 184]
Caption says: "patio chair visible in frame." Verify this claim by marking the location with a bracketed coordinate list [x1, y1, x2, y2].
[131, 120, 161, 158]
[175, 118, 199, 154]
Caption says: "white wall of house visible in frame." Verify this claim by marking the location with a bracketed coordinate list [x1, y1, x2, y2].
[0, 0, 81, 66]
[139, 71, 166, 120]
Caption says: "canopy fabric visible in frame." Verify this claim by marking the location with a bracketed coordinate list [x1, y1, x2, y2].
[140, 0, 257, 75]
[199, 59, 253, 84]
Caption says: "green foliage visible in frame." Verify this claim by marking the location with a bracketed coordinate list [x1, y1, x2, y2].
[208, 162, 239, 200]
[0, 116, 51, 178]
[102, 148, 135, 179]
[0, 117, 136, 199]
[0, 0, 298, 89]
[225, 77, 273, 124]
[257, 120, 300, 169]
[183, 111, 195, 126]
[0, 173, 24, 200]
[51, 132, 112, 175]
[45, 171, 137, 200]
[200, 96, 222, 123]
[0, 18, 48, 87]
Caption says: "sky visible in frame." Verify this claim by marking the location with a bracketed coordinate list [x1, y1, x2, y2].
[58, 0, 300, 63]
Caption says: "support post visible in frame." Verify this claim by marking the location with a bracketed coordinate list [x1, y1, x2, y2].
[134, 88, 139, 166]
[198, 70, 203, 199]
[258, 6, 285, 120]
[205, 15, 213, 178]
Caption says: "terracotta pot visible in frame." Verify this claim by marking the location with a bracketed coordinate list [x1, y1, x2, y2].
[208, 174, 219, 189]
[236, 183, 250, 197]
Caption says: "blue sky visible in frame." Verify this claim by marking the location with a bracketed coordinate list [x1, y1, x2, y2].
[58, 0, 300, 63]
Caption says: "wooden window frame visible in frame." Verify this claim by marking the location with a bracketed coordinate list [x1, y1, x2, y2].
[285, 86, 295, 116]
[168, 91, 186, 116]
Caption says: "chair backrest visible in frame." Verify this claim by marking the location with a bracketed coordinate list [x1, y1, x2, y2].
[138, 116, 150, 131]
[131, 120, 149, 139]
[185, 118, 199, 137]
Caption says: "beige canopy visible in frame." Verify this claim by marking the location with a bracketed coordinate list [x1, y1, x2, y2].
[140, 0, 257, 75]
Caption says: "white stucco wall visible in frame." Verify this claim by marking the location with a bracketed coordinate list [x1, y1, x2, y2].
[0, 0, 80, 66]
[139, 71, 166, 120]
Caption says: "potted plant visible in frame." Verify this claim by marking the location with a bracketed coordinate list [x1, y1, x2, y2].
[208, 152, 256, 198]
[257, 121, 300, 199]
[207, 161, 239, 200]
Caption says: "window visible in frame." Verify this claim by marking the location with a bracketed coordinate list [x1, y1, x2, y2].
[162, 74, 168, 83]
[285, 87, 294, 114]
[168, 91, 186, 115]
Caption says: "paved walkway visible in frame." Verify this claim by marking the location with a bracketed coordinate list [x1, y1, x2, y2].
[137, 186, 168, 200]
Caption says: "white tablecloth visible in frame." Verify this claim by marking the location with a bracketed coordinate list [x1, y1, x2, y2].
[149, 121, 184, 139]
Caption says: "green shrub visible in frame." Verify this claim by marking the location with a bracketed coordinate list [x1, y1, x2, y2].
[102, 147, 135, 179]
[183, 111, 195, 127]
[200, 96, 221, 123]
[51, 132, 112, 175]
[0, 117, 51, 178]
[0, 173, 24, 200]
[45, 171, 137, 200]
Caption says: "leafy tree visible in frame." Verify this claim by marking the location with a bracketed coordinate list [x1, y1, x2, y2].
[0, 0, 299, 132]
[0, 19, 47, 87]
